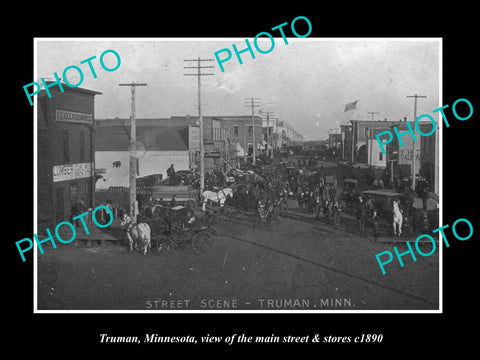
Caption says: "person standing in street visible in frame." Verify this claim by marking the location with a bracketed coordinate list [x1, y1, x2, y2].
[356, 196, 366, 235]
[332, 201, 341, 229]
[167, 164, 176, 186]
[372, 209, 379, 242]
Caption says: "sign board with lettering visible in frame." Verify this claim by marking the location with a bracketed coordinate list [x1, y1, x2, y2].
[188, 125, 200, 151]
[55, 109, 93, 125]
[53, 162, 93, 182]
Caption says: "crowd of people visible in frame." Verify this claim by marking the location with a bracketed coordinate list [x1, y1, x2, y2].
[154, 157, 436, 238]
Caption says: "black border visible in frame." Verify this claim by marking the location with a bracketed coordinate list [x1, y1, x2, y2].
[7, 5, 479, 355]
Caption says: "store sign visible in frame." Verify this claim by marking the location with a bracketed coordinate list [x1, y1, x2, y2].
[53, 162, 93, 182]
[189, 125, 200, 150]
[55, 109, 93, 124]
[399, 149, 423, 164]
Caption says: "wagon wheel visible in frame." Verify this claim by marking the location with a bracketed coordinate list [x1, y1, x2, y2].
[170, 233, 186, 251]
[207, 226, 220, 241]
[191, 230, 215, 254]
[228, 209, 242, 225]
[204, 213, 218, 226]
[156, 234, 174, 253]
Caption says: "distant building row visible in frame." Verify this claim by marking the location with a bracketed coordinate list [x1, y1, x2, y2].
[37, 85, 304, 226]
[94, 115, 303, 189]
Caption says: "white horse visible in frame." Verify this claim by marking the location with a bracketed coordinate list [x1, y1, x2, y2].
[201, 187, 233, 211]
[392, 199, 403, 237]
[120, 214, 151, 255]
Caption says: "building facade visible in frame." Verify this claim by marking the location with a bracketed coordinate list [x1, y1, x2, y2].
[385, 122, 438, 193]
[94, 120, 198, 188]
[37, 84, 101, 228]
[217, 116, 263, 163]
[346, 119, 405, 167]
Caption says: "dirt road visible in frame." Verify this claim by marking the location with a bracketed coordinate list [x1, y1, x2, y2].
[37, 214, 439, 311]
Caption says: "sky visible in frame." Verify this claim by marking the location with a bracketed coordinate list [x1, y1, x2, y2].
[36, 38, 440, 141]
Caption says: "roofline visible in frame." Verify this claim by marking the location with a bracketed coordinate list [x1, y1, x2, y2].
[42, 82, 102, 96]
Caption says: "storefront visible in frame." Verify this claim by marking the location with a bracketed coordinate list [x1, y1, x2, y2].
[37, 83, 101, 229]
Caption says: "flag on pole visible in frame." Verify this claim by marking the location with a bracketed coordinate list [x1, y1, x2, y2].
[344, 100, 358, 112]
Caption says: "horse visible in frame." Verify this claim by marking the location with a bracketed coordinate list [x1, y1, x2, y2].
[201, 187, 233, 211]
[120, 214, 151, 255]
[392, 199, 403, 237]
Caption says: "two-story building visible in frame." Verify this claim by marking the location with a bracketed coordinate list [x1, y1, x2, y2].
[386, 121, 438, 192]
[37, 83, 101, 227]
[217, 115, 263, 164]
[347, 119, 406, 167]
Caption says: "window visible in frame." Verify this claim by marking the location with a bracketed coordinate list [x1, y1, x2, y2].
[62, 130, 69, 163]
[234, 126, 239, 137]
[379, 152, 383, 161]
[85, 181, 92, 207]
[70, 183, 78, 208]
[79, 132, 85, 162]
[113, 161, 121, 168]
[248, 126, 253, 136]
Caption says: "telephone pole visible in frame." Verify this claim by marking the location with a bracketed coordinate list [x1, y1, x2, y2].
[118, 82, 147, 223]
[273, 117, 280, 158]
[406, 94, 427, 191]
[244, 97, 262, 164]
[184, 58, 214, 195]
[367, 111, 379, 166]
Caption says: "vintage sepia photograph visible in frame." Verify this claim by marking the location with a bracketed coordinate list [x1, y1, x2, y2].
[34, 38, 441, 312]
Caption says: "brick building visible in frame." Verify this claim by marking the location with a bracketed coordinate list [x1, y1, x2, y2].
[386, 122, 438, 192]
[218, 115, 263, 162]
[37, 83, 101, 228]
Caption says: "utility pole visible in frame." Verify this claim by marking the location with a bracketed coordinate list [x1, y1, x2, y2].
[406, 94, 427, 191]
[366, 111, 379, 166]
[273, 117, 280, 159]
[183, 58, 214, 195]
[118, 82, 147, 223]
[244, 97, 262, 164]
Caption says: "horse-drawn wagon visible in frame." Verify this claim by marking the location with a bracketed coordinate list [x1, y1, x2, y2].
[136, 203, 218, 254]
[150, 184, 200, 209]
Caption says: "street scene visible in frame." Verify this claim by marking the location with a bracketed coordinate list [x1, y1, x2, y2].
[36, 39, 440, 311]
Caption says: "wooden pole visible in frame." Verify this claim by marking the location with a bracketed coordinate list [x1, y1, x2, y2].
[119, 83, 147, 223]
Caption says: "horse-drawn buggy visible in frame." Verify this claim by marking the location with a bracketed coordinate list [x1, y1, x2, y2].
[123, 201, 219, 255]
[227, 181, 279, 228]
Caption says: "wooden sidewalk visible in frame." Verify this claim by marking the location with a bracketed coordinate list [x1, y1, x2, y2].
[54, 219, 124, 245]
